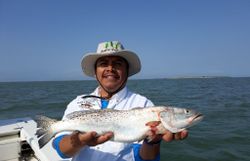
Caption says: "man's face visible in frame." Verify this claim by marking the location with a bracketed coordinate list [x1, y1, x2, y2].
[95, 56, 128, 94]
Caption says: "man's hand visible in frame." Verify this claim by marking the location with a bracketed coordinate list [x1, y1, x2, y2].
[70, 131, 114, 148]
[60, 131, 113, 157]
[76, 131, 114, 146]
[145, 121, 188, 143]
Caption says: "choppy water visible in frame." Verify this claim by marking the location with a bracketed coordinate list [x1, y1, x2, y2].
[1, 78, 250, 161]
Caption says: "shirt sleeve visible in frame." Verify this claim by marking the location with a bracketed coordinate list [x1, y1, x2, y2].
[52, 135, 71, 159]
[145, 99, 154, 107]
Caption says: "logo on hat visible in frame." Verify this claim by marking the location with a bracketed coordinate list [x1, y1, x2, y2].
[99, 41, 124, 53]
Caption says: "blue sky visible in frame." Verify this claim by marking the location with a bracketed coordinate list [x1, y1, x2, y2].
[0, 0, 250, 82]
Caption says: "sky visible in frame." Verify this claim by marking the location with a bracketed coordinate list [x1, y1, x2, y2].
[0, 0, 250, 82]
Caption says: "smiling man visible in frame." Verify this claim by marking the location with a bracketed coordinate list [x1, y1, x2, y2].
[52, 41, 188, 161]
[95, 56, 129, 98]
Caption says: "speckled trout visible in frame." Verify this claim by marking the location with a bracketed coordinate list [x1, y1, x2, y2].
[35, 106, 203, 148]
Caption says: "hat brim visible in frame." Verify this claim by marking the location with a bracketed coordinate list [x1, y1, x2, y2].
[81, 50, 141, 77]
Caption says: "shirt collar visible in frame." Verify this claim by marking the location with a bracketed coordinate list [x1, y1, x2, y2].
[92, 86, 128, 103]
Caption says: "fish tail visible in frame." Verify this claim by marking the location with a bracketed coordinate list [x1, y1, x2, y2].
[35, 115, 58, 148]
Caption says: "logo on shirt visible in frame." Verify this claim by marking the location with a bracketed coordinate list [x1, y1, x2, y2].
[77, 97, 101, 110]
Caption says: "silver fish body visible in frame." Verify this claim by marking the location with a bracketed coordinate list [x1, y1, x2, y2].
[35, 106, 203, 148]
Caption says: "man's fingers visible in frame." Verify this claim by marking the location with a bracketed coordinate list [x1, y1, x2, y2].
[78, 131, 97, 143]
[174, 132, 182, 140]
[173, 130, 188, 140]
[162, 130, 189, 142]
[180, 130, 188, 140]
[162, 131, 174, 142]
[95, 132, 113, 144]
[78, 131, 113, 146]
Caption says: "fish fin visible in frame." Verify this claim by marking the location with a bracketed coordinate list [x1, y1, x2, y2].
[145, 135, 156, 143]
[37, 130, 54, 148]
[145, 121, 161, 127]
[155, 123, 168, 134]
[144, 129, 156, 142]
[145, 122, 168, 142]
[36, 128, 47, 138]
[34, 115, 58, 148]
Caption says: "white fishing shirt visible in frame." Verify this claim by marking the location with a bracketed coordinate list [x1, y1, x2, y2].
[62, 86, 154, 161]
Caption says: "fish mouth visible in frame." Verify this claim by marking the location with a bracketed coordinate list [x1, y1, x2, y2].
[192, 113, 204, 122]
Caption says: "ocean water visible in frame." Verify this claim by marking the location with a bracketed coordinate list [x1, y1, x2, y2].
[0, 78, 250, 161]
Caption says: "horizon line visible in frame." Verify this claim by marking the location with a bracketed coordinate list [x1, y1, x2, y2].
[1, 76, 250, 83]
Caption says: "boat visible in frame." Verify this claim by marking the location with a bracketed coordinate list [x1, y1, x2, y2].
[0, 117, 70, 161]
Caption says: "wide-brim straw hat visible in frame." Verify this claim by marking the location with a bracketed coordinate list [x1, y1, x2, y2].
[81, 41, 141, 77]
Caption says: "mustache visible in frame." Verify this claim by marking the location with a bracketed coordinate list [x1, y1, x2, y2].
[103, 71, 120, 78]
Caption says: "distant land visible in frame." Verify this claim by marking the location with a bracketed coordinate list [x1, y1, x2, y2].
[165, 76, 233, 79]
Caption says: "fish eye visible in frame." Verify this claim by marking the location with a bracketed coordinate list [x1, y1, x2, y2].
[185, 110, 189, 114]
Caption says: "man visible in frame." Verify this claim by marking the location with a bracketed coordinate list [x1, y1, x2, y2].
[53, 41, 188, 161]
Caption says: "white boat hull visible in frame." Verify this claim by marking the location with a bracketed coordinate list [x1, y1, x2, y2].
[0, 117, 70, 161]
